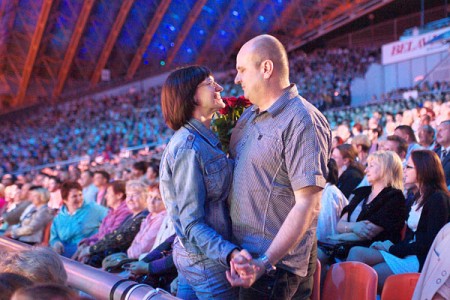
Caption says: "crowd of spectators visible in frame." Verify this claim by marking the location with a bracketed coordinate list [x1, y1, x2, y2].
[1, 44, 450, 297]
[0, 47, 379, 175]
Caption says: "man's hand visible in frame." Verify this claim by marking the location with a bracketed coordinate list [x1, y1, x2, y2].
[226, 250, 264, 288]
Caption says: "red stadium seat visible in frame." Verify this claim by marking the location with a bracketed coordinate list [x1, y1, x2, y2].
[322, 261, 377, 300]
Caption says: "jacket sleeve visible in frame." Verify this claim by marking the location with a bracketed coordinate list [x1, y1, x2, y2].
[49, 217, 60, 246]
[169, 148, 238, 267]
[389, 192, 450, 258]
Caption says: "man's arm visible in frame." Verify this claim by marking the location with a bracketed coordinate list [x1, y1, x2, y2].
[265, 185, 321, 265]
[229, 186, 322, 287]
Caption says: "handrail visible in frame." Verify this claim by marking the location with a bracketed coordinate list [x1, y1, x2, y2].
[0, 237, 178, 300]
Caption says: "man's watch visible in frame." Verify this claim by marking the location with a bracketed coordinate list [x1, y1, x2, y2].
[258, 254, 276, 276]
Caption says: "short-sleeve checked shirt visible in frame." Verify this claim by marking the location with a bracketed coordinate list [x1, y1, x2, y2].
[229, 84, 331, 277]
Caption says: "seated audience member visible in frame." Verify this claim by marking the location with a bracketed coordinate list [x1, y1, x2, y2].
[317, 158, 348, 241]
[126, 234, 177, 291]
[367, 125, 383, 154]
[351, 134, 371, 166]
[332, 144, 365, 198]
[394, 125, 423, 161]
[435, 120, 450, 187]
[11, 284, 78, 300]
[381, 135, 408, 162]
[131, 161, 148, 181]
[319, 151, 406, 265]
[126, 183, 166, 259]
[6, 187, 54, 245]
[79, 170, 98, 204]
[145, 160, 160, 186]
[418, 125, 436, 150]
[93, 170, 110, 206]
[47, 176, 62, 210]
[347, 150, 450, 292]
[412, 222, 450, 300]
[1, 185, 31, 232]
[0, 184, 6, 215]
[50, 181, 108, 257]
[0, 273, 33, 300]
[78, 180, 149, 267]
[73, 181, 131, 261]
[0, 247, 67, 285]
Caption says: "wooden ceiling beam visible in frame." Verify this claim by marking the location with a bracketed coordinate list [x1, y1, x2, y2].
[14, 0, 54, 106]
[165, 0, 208, 68]
[52, 0, 95, 99]
[126, 0, 172, 80]
[90, 0, 134, 86]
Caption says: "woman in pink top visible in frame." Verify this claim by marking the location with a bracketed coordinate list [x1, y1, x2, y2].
[127, 184, 166, 259]
[73, 181, 131, 261]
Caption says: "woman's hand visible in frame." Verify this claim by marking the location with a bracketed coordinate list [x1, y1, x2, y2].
[127, 261, 149, 276]
[77, 245, 91, 263]
[353, 221, 378, 239]
[370, 240, 393, 251]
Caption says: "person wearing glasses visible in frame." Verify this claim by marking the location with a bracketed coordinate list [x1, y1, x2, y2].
[347, 150, 450, 292]
[159, 66, 251, 299]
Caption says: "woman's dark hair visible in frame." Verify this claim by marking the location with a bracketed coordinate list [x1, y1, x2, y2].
[161, 65, 211, 130]
[411, 150, 449, 208]
[327, 158, 339, 185]
[108, 180, 126, 201]
[60, 181, 82, 200]
[336, 143, 365, 173]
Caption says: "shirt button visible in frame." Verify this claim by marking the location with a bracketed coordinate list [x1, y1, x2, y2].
[187, 136, 193, 141]
[442, 271, 447, 276]
[436, 278, 442, 284]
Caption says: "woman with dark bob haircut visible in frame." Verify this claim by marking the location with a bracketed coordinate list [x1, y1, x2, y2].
[160, 66, 250, 299]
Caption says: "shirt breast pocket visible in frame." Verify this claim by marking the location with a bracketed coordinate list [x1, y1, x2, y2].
[204, 156, 230, 200]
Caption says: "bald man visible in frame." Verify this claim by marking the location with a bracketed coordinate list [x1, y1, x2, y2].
[227, 34, 332, 299]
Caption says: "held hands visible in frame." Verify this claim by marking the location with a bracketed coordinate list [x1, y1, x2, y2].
[353, 221, 378, 239]
[225, 249, 263, 288]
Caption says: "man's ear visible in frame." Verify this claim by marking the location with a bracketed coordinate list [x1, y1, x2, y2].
[261, 60, 274, 79]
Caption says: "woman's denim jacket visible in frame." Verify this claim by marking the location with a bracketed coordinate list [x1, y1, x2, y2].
[160, 118, 237, 268]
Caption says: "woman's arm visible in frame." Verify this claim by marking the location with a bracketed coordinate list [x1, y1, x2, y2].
[390, 193, 449, 258]
[169, 148, 238, 268]
[336, 213, 383, 240]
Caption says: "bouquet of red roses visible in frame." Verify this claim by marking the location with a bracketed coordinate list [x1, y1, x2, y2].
[212, 96, 252, 153]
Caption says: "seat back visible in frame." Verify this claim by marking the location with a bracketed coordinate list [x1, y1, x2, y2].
[39, 220, 53, 246]
[381, 273, 420, 300]
[322, 261, 377, 300]
[311, 259, 321, 300]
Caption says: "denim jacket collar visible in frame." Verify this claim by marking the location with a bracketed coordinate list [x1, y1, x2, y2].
[184, 118, 220, 148]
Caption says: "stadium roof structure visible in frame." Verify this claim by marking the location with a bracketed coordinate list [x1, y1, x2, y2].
[0, 0, 445, 108]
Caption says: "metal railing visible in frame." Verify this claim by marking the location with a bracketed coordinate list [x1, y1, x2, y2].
[0, 237, 178, 300]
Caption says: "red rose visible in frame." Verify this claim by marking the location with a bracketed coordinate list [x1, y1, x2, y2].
[219, 104, 230, 115]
